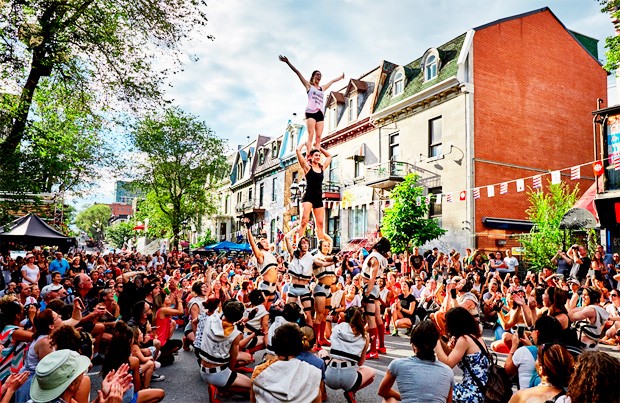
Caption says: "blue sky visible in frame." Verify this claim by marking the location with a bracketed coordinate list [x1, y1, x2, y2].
[73, 0, 614, 209]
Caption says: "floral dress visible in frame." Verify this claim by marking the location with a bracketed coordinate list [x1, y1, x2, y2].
[454, 351, 489, 403]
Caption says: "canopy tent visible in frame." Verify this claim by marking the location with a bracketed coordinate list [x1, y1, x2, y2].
[0, 213, 76, 251]
[192, 241, 251, 253]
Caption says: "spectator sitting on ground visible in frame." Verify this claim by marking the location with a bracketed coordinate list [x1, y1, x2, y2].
[251, 323, 322, 403]
[560, 350, 620, 403]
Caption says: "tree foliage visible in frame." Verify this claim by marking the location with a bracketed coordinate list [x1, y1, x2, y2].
[131, 107, 228, 248]
[519, 182, 580, 271]
[0, 0, 212, 157]
[105, 221, 135, 248]
[75, 203, 111, 239]
[601, 0, 620, 72]
[381, 174, 446, 253]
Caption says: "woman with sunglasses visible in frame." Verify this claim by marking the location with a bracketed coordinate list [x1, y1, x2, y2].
[568, 287, 610, 350]
[325, 307, 375, 403]
[601, 289, 620, 350]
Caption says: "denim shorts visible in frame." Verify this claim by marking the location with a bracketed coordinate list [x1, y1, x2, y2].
[325, 365, 360, 391]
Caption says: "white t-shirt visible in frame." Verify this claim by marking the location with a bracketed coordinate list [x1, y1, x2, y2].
[21, 265, 39, 285]
[512, 346, 536, 389]
[411, 285, 426, 300]
[504, 256, 519, 271]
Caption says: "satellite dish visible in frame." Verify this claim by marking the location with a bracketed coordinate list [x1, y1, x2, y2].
[559, 208, 597, 230]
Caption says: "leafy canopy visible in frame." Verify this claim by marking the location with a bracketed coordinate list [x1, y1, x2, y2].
[519, 182, 579, 271]
[131, 106, 228, 247]
[601, 0, 620, 71]
[75, 203, 111, 239]
[381, 174, 446, 253]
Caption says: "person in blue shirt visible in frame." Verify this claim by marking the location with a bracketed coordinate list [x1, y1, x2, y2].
[49, 252, 70, 277]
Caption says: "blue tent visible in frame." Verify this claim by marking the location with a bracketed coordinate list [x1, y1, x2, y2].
[200, 241, 250, 252]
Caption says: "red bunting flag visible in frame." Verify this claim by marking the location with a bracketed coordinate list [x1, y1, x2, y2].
[459, 190, 466, 201]
[593, 160, 604, 176]
[570, 166, 580, 180]
[446, 193, 453, 203]
[500, 182, 508, 194]
[612, 155, 620, 171]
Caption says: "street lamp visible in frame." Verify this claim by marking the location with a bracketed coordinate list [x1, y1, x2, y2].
[289, 179, 307, 222]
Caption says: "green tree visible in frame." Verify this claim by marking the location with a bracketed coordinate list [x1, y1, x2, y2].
[0, 0, 212, 157]
[381, 174, 446, 253]
[105, 221, 135, 248]
[131, 107, 228, 249]
[519, 182, 580, 271]
[75, 204, 111, 240]
[601, 0, 620, 71]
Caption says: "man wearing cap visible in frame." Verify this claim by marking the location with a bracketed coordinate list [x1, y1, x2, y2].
[48, 252, 69, 278]
[39, 284, 66, 310]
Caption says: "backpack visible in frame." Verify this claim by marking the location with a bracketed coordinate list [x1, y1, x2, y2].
[462, 335, 513, 403]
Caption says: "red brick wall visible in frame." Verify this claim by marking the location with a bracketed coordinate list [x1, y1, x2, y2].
[472, 9, 607, 250]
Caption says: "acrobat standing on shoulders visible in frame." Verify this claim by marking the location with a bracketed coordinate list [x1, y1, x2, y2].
[295, 142, 332, 244]
[279, 54, 344, 152]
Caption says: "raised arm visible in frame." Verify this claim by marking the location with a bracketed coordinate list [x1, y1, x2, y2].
[244, 218, 264, 264]
[321, 73, 345, 92]
[279, 55, 311, 91]
[296, 143, 311, 173]
[320, 147, 332, 169]
[284, 226, 298, 257]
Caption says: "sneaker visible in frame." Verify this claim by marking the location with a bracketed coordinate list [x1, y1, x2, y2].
[154, 361, 161, 370]
[404, 327, 412, 337]
[318, 339, 331, 347]
[377, 347, 387, 354]
[344, 390, 357, 403]
[208, 384, 221, 403]
[312, 344, 322, 352]
[365, 352, 379, 360]
[235, 366, 254, 373]
[391, 330, 399, 337]
[151, 373, 165, 382]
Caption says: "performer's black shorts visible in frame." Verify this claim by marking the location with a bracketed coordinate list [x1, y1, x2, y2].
[301, 192, 323, 208]
[305, 110, 324, 122]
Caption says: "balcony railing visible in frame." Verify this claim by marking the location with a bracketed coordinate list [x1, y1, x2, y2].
[365, 160, 441, 189]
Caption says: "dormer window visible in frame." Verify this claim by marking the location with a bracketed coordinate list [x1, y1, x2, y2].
[393, 71, 404, 96]
[423, 49, 440, 81]
[271, 143, 278, 158]
[258, 149, 265, 164]
[237, 162, 243, 178]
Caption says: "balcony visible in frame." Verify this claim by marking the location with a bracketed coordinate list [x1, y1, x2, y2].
[235, 199, 265, 216]
[365, 160, 441, 190]
[323, 181, 341, 200]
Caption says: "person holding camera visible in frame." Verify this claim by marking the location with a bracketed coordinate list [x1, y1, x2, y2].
[551, 250, 573, 277]
[568, 244, 590, 284]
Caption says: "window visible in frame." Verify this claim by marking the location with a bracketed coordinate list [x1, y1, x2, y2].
[329, 106, 338, 130]
[327, 211, 340, 248]
[348, 97, 356, 121]
[248, 188, 253, 202]
[237, 162, 243, 179]
[271, 219, 277, 244]
[429, 117, 442, 158]
[425, 54, 437, 81]
[329, 156, 339, 183]
[224, 195, 230, 214]
[292, 171, 299, 184]
[236, 192, 242, 204]
[258, 149, 264, 164]
[259, 182, 264, 207]
[272, 143, 278, 158]
[272, 177, 277, 202]
[289, 132, 294, 152]
[354, 158, 365, 178]
[348, 206, 367, 238]
[393, 71, 404, 96]
[428, 187, 442, 217]
[389, 133, 400, 160]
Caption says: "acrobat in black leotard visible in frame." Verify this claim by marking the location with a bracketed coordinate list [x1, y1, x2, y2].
[302, 167, 324, 208]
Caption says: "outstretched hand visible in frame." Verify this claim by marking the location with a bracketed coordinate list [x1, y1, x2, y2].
[278, 55, 289, 63]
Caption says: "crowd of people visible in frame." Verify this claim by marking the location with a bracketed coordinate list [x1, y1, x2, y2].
[0, 236, 619, 402]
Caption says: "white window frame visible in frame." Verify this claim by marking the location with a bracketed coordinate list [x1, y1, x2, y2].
[348, 97, 356, 122]
[330, 106, 338, 130]
[429, 117, 442, 158]
[425, 54, 437, 81]
[389, 133, 400, 160]
[272, 177, 277, 202]
[393, 71, 404, 96]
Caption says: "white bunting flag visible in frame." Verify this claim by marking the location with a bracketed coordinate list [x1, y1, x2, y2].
[570, 166, 580, 180]
[487, 185, 495, 198]
[425, 194, 432, 205]
[446, 193, 453, 203]
[550, 170, 561, 184]
[416, 196, 421, 206]
[436, 193, 442, 204]
[473, 188, 480, 199]
[533, 175, 542, 189]
[516, 179, 525, 192]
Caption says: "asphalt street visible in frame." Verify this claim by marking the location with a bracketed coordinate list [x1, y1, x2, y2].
[89, 328, 620, 403]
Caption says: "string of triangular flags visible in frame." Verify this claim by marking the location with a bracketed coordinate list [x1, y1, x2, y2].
[415, 159, 607, 206]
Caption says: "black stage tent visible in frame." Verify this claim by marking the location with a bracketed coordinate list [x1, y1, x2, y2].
[0, 213, 76, 251]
